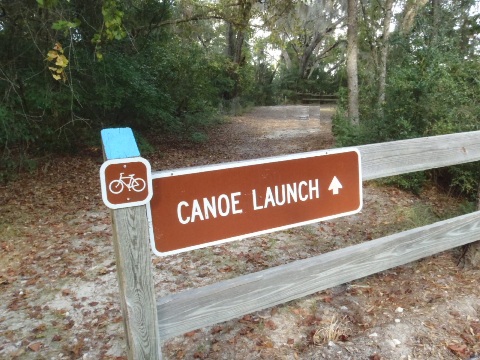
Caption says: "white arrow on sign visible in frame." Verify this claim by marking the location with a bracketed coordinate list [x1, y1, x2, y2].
[328, 176, 343, 195]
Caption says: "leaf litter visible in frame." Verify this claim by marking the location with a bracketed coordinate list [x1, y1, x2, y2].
[1, 105, 479, 359]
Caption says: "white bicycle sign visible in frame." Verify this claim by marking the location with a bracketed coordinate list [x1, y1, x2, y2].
[100, 157, 153, 209]
[109, 173, 146, 194]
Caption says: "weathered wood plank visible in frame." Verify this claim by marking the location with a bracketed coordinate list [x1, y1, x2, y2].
[302, 97, 337, 103]
[297, 93, 338, 97]
[359, 131, 480, 180]
[154, 131, 480, 341]
[157, 210, 480, 340]
[112, 207, 161, 359]
[102, 127, 161, 359]
[102, 128, 140, 160]
[150, 131, 480, 184]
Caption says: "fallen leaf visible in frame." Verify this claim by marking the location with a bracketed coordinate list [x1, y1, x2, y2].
[28, 342, 42, 352]
[218, 266, 233, 273]
[240, 314, 253, 323]
[184, 330, 199, 338]
[31, 322, 45, 332]
[239, 327, 253, 335]
[98, 268, 109, 275]
[263, 341, 274, 348]
[447, 343, 469, 358]
[211, 325, 223, 334]
[64, 319, 75, 330]
[265, 319, 277, 330]
[12, 348, 25, 357]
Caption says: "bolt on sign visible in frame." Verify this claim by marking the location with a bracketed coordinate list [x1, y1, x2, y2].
[100, 157, 153, 209]
[148, 148, 362, 256]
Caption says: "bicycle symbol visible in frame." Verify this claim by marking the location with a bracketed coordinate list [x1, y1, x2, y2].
[109, 173, 146, 194]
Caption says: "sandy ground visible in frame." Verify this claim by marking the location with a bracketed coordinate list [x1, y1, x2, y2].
[1, 105, 479, 359]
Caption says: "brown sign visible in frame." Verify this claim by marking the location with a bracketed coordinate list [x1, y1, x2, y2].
[148, 149, 362, 256]
[100, 157, 152, 209]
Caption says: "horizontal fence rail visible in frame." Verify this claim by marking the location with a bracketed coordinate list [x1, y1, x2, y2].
[157, 210, 480, 340]
[297, 93, 338, 104]
[360, 130, 480, 180]
[156, 130, 480, 342]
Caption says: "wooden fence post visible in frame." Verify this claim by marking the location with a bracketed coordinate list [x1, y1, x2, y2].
[101, 128, 161, 360]
[463, 180, 480, 268]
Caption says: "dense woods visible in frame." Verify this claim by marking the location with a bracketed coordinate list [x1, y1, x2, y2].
[1, 0, 479, 195]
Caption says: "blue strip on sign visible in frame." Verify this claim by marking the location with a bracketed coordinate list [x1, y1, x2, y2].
[101, 128, 140, 160]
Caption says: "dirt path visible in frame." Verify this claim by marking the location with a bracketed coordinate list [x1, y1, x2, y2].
[1, 106, 479, 359]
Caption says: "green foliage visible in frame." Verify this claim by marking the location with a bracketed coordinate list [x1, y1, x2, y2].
[134, 134, 155, 155]
[190, 131, 209, 143]
[333, 1, 480, 197]
[246, 37, 279, 106]
[456, 200, 477, 216]
[246, 61, 276, 106]
[1, 0, 241, 173]
[84, 38, 226, 139]
[397, 203, 439, 229]
[333, 106, 428, 195]
[92, 0, 127, 60]
[433, 163, 480, 201]
[331, 107, 359, 146]
[448, 164, 479, 199]
[274, 63, 340, 104]
[2, 0, 479, 195]
[379, 173, 427, 196]
[52, 19, 81, 33]
[0, 155, 38, 184]
[36, 0, 59, 8]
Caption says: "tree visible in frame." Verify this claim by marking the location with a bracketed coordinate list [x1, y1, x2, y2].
[273, 0, 346, 80]
[359, 0, 395, 116]
[162, 0, 289, 101]
[346, 0, 359, 124]
[224, 0, 254, 99]
[376, 0, 394, 113]
[0, 0, 234, 174]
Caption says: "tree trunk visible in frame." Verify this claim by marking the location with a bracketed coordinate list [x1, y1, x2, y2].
[400, 0, 429, 35]
[377, 0, 394, 115]
[298, 16, 345, 79]
[430, 0, 441, 44]
[347, 0, 359, 125]
[224, 0, 252, 100]
[226, 22, 240, 62]
[281, 48, 292, 69]
[225, 21, 246, 99]
[299, 32, 321, 79]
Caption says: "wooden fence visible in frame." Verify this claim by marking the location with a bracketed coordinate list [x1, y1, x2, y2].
[101, 129, 480, 359]
[298, 93, 338, 105]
